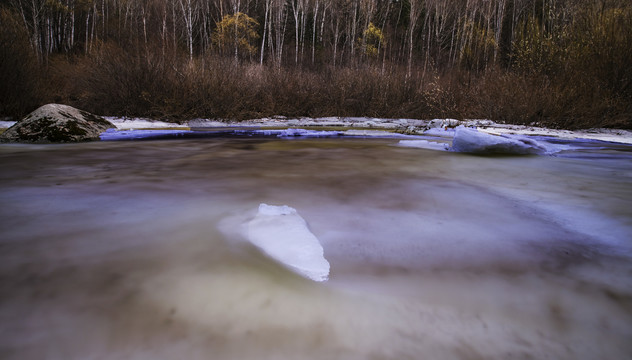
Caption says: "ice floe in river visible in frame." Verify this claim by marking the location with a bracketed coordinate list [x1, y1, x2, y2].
[450, 126, 563, 155]
[244, 204, 330, 282]
[397, 126, 572, 155]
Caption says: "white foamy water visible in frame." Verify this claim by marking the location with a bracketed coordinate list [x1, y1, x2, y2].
[0, 134, 631, 359]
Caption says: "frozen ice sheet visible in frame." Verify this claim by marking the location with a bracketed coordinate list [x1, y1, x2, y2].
[244, 204, 330, 282]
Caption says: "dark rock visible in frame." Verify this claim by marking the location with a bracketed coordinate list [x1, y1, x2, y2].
[0, 104, 115, 143]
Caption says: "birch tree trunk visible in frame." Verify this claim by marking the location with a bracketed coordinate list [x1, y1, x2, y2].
[260, 0, 270, 64]
[407, 0, 422, 77]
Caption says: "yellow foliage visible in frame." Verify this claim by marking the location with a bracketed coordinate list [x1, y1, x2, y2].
[362, 22, 385, 57]
[212, 12, 260, 58]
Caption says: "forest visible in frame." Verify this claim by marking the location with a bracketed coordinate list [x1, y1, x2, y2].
[1, 0, 631, 129]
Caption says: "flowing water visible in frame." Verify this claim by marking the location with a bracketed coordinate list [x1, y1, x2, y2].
[1, 133, 631, 359]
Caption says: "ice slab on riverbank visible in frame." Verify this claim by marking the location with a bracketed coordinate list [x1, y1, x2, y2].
[399, 127, 564, 155]
[451, 126, 561, 155]
[244, 204, 330, 282]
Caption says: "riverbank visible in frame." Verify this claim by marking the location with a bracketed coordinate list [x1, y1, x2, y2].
[77, 117, 632, 145]
[4, 116, 632, 145]
[6, 116, 632, 144]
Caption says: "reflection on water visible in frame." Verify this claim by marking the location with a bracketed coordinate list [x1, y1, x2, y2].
[1, 136, 631, 359]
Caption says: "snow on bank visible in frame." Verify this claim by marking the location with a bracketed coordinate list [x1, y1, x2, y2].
[190, 116, 428, 129]
[105, 117, 191, 130]
[244, 204, 330, 282]
[424, 127, 457, 137]
[477, 126, 632, 145]
[0, 121, 16, 129]
[3, 116, 630, 145]
[187, 117, 632, 145]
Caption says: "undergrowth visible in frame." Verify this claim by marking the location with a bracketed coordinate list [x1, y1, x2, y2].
[4, 41, 631, 129]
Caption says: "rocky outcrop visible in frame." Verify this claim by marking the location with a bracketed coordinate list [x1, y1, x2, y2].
[0, 104, 115, 143]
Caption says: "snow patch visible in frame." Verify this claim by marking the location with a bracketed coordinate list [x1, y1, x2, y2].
[428, 119, 460, 129]
[0, 121, 16, 128]
[478, 126, 632, 145]
[424, 127, 457, 137]
[244, 204, 330, 282]
[100, 116, 632, 144]
[86, 116, 632, 146]
[105, 117, 189, 130]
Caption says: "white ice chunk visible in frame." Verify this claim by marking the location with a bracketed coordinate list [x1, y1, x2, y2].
[245, 204, 330, 282]
[451, 126, 547, 155]
[398, 139, 449, 151]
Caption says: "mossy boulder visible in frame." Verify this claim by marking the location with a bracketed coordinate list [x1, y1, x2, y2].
[0, 104, 115, 143]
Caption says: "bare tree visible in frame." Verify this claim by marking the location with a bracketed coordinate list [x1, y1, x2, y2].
[290, 0, 305, 64]
[407, 0, 423, 77]
[10, 0, 46, 60]
[177, 0, 198, 62]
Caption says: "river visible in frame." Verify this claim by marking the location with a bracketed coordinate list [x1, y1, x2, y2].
[1, 131, 631, 359]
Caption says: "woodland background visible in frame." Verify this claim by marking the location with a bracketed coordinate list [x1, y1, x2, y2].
[1, 0, 630, 128]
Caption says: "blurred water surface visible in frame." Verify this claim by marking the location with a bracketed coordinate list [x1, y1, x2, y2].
[0, 136, 631, 359]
